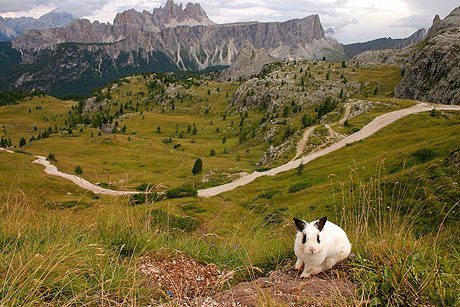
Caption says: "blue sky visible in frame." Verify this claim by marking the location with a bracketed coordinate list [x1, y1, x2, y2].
[0, 0, 458, 43]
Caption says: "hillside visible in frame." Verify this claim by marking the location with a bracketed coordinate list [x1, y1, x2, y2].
[1, 57, 459, 306]
[342, 28, 426, 59]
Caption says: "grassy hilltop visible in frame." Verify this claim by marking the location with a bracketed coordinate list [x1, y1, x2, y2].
[0, 61, 459, 306]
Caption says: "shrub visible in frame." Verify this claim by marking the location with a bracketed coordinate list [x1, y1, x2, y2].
[129, 193, 165, 205]
[288, 181, 313, 193]
[413, 148, 437, 163]
[148, 209, 200, 232]
[258, 189, 281, 199]
[48, 153, 56, 161]
[209, 149, 216, 156]
[165, 187, 197, 199]
[74, 165, 83, 175]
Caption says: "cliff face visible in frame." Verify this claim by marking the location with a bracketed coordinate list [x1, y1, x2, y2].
[395, 7, 460, 105]
[2, 1, 344, 95]
[219, 41, 277, 81]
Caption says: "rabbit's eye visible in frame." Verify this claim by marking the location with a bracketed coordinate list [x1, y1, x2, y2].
[302, 234, 306, 244]
[317, 235, 320, 244]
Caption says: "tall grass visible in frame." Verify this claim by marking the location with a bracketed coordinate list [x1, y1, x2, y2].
[330, 160, 460, 306]
[1, 160, 458, 306]
[0, 180, 293, 305]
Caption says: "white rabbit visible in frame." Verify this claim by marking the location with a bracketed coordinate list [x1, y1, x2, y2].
[293, 216, 351, 278]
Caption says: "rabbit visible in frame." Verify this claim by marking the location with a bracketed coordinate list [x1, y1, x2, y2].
[293, 216, 351, 278]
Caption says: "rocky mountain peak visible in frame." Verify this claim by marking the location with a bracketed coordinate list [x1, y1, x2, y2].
[426, 6, 460, 37]
[395, 6, 460, 105]
[152, 0, 214, 27]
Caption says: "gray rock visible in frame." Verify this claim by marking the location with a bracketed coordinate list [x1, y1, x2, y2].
[349, 48, 409, 68]
[219, 41, 278, 81]
[395, 6, 460, 105]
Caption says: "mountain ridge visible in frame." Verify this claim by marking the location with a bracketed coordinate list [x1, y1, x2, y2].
[342, 28, 426, 59]
[0, 9, 76, 42]
[1, 1, 345, 95]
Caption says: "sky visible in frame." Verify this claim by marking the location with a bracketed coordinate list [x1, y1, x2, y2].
[0, 0, 458, 44]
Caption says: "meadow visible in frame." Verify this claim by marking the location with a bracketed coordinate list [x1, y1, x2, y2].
[0, 61, 459, 306]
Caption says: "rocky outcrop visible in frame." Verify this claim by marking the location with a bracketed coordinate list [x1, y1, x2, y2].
[395, 7, 460, 105]
[343, 28, 426, 59]
[349, 48, 408, 68]
[219, 41, 277, 81]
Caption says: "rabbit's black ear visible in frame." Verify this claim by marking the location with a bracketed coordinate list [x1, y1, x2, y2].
[294, 218, 306, 232]
[315, 216, 327, 231]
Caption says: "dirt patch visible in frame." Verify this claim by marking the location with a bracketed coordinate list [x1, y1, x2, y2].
[191, 263, 355, 307]
[143, 254, 356, 307]
[139, 251, 234, 305]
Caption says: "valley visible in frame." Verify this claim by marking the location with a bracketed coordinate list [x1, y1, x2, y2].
[1, 58, 459, 306]
[0, 1, 460, 306]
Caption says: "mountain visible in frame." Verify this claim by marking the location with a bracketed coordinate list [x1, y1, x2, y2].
[342, 28, 426, 59]
[395, 7, 460, 105]
[219, 41, 277, 81]
[0, 1, 345, 96]
[0, 9, 76, 41]
[0, 17, 17, 41]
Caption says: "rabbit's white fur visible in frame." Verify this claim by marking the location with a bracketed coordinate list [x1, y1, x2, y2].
[294, 217, 351, 278]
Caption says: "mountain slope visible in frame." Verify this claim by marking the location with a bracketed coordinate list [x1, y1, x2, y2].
[343, 28, 426, 59]
[395, 7, 460, 105]
[1, 9, 76, 40]
[1, 1, 344, 95]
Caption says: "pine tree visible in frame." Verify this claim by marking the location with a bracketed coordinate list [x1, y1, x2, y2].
[19, 137, 26, 147]
[75, 165, 83, 175]
[192, 158, 203, 175]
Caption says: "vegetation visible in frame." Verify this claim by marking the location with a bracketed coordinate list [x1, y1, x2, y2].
[0, 59, 458, 306]
[192, 158, 203, 175]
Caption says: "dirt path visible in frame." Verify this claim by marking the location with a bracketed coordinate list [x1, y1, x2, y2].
[339, 102, 352, 125]
[292, 125, 317, 161]
[198, 103, 460, 197]
[0, 150, 138, 196]
[292, 102, 351, 161]
[196, 197, 228, 235]
[2, 103, 459, 197]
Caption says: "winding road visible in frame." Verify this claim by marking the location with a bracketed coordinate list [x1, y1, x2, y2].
[1, 102, 459, 197]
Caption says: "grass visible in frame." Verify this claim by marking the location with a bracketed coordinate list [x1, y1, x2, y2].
[0, 62, 459, 305]
[336, 164, 460, 306]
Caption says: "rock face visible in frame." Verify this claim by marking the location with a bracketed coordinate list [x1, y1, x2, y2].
[0, 9, 76, 41]
[219, 41, 277, 81]
[349, 49, 409, 68]
[343, 28, 426, 59]
[395, 7, 460, 105]
[0, 17, 17, 41]
[0, 1, 344, 95]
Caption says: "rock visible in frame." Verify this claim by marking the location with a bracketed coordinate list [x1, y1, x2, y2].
[2, 1, 346, 95]
[219, 41, 278, 81]
[343, 28, 426, 59]
[349, 48, 408, 68]
[1, 9, 76, 41]
[395, 6, 460, 105]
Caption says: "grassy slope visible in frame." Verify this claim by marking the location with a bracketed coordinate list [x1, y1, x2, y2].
[0, 62, 459, 305]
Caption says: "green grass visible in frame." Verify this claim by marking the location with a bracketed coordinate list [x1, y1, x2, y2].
[0, 62, 459, 305]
